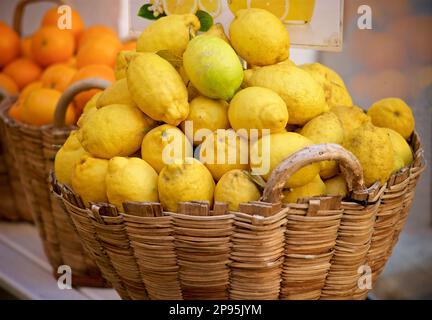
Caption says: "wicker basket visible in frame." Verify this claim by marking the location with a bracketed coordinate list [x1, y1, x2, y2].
[55, 132, 425, 299]
[2, 78, 112, 286]
[0, 92, 25, 221]
[0, 0, 67, 221]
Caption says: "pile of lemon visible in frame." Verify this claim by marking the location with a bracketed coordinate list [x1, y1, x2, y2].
[55, 8, 415, 213]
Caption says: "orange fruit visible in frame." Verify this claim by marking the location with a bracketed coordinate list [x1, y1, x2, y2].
[20, 88, 75, 126]
[31, 26, 75, 67]
[69, 64, 115, 114]
[0, 21, 20, 68]
[76, 35, 122, 69]
[3, 58, 42, 90]
[122, 40, 136, 51]
[19, 81, 43, 102]
[66, 56, 77, 68]
[41, 6, 85, 44]
[20, 36, 35, 60]
[8, 101, 24, 121]
[41, 64, 77, 92]
[0, 73, 19, 95]
[78, 25, 118, 49]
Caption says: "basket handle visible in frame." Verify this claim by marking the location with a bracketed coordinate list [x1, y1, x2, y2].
[53, 78, 111, 128]
[13, 0, 66, 36]
[0, 87, 10, 101]
[262, 143, 366, 203]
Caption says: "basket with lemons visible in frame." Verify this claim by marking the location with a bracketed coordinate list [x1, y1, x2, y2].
[54, 8, 418, 214]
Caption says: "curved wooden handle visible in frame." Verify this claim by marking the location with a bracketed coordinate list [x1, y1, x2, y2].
[262, 144, 366, 203]
[0, 87, 10, 101]
[13, 0, 66, 35]
[54, 78, 111, 128]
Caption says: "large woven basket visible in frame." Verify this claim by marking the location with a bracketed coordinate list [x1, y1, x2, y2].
[55, 132, 425, 299]
[0, 92, 25, 221]
[0, 0, 67, 221]
[2, 78, 112, 286]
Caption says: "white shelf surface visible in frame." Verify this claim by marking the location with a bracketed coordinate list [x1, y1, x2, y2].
[0, 222, 120, 300]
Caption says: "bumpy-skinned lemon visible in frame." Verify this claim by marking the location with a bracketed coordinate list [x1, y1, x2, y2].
[137, 14, 200, 57]
[128, 53, 189, 125]
[230, 8, 290, 66]
[114, 50, 142, 80]
[77, 92, 102, 127]
[244, 65, 328, 125]
[330, 105, 371, 138]
[382, 128, 413, 173]
[282, 175, 326, 204]
[158, 158, 215, 212]
[205, 23, 230, 44]
[250, 132, 320, 188]
[300, 63, 353, 108]
[344, 123, 394, 187]
[229, 87, 288, 137]
[54, 131, 89, 185]
[106, 157, 159, 211]
[368, 98, 415, 139]
[198, 129, 249, 181]
[324, 175, 348, 198]
[181, 96, 230, 145]
[71, 155, 108, 206]
[183, 35, 244, 101]
[78, 104, 156, 159]
[141, 124, 193, 173]
[96, 78, 135, 108]
[214, 170, 261, 211]
[300, 112, 344, 179]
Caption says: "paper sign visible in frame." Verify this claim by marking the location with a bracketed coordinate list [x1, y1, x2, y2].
[128, 0, 344, 51]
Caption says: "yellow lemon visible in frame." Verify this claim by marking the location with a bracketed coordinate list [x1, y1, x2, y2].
[381, 128, 413, 173]
[127, 53, 189, 126]
[71, 155, 109, 206]
[114, 50, 142, 80]
[205, 24, 230, 44]
[330, 105, 371, 138]
[181, 96, 230, 146]
[54, 131, 89, 185]
[162, 0, 198, 15]
[228, 87, 288, 137]
[198, 129, 249, 181]
[344, 123, 394, 187]
[282, 175, 326, 203]
[141, 124, 194, 173]
[300, 112, 344, 179]
[77, 92, 102, 128]
[368, 98, 415, 140]
[230, 8, 290, 66]
[78, 104, 156, 159]
[300, 63, 353, 108]
[137, 14, 200, 57]
[96, 79, 135, 109]
[106, 157, 159, 211]
[214, 170, 261, 211]
[324, 175, 348, 198]
[250, 132, 320, 188]
[244, 65, 328, 125]
[284, 0, 316, 23]
[158, 158, 215, 212]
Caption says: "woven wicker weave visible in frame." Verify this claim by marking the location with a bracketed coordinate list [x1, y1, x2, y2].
[56, 133, 425, 299]
[1, 78, 111, 286]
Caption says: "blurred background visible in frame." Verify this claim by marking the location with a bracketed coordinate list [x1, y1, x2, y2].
[0, 0, 430, 299]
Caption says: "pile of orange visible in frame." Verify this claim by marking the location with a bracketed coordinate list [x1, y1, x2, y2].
[0, 6, 135, 127]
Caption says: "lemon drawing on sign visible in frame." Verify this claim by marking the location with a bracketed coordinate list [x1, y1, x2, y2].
[227, 0, 247, 15]
[162, 0, 198, 15]
[249, 0, 289, 20]
[284, 0, 316, 23]
[199, 0, 222, 18]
